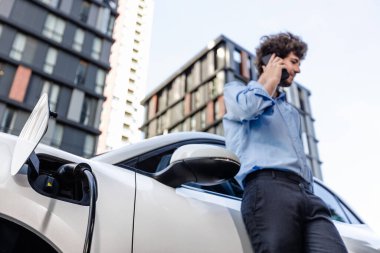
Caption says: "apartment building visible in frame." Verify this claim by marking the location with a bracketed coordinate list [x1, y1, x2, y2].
[0, 0, 117, 157]
[97, 0, 154, 153]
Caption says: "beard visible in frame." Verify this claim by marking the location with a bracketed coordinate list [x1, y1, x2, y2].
[279, 78, 292, 87]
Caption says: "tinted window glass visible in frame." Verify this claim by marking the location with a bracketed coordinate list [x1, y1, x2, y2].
[313, 183, 349, 223]
[136, 149, 174, 174]
[187, 178, 243, 199]
[340, 202, 362, 224]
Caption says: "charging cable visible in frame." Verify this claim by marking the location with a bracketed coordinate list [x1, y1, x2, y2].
[57, 163, 97, 253]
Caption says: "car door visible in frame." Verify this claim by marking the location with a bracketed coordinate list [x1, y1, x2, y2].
[122, 141, 252, 253]
[133, 174, 252, 253]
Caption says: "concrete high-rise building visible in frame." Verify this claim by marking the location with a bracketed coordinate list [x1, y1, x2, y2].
[97, 0, 154, 153]
[0, 0, 117, 157]
[141, 35, 323, 179]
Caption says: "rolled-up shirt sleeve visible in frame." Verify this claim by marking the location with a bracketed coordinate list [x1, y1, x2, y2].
[223, 80, 274, 122]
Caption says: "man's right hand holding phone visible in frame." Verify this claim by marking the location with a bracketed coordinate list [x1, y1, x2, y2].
[258, 54, 286, 97]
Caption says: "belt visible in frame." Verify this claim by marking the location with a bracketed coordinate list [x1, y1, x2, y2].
[243, 169, 313, 193]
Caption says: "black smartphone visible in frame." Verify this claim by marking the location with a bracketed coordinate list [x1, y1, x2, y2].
[262, 54, 289, 83]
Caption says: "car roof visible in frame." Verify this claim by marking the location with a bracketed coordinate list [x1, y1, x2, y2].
[92, 132, 225, 164]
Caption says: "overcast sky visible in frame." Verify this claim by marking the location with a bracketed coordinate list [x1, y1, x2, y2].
[146, 0, 380, 234]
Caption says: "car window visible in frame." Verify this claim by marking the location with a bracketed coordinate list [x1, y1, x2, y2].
[135, 149, 175, 174]
[186, 178, 244, 199]
[340, 200, 362, 224]
[313, 183, 349, 223]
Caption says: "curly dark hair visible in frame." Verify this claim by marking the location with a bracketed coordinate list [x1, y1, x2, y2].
[255, 32, 308, 76]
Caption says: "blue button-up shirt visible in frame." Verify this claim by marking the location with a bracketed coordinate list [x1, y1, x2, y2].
[223, 80, 313, 187]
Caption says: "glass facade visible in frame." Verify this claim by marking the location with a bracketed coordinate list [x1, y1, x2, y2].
[0, 0, 117, 157]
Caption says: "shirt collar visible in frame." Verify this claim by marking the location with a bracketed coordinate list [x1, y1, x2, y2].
[275, 91, 287, 101]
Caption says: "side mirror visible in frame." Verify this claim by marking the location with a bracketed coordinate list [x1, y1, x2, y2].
[153, 144, 240, 188]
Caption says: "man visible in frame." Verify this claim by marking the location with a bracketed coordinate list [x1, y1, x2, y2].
[223, 32, 347, 253]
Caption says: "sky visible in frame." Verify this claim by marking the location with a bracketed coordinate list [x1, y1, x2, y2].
[146, 0, 380, 234]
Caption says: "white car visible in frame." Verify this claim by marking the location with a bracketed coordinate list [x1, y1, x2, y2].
[0, 95, 379, 253]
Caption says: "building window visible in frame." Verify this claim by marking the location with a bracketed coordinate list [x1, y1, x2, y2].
[51, 124, 63, 148]
[201, 51, 215, 81]
[95, 69, 106, 94]
[158, 89, 167, 112]
[0, 108, 16, 134]
[233, 49, 242, 73]
[247, 55, 252, 79]
[21, 37, 37, 64]
[43, 14, 65, 42]
[80, 97, 91, 125]
[40, 0, 60, 8]
[200, 107, 207, 129]
[79, 1, 91, 23]
[169, 102, 184, 126]
[80, 96, 96, 126]
[83, 134, 95, 158]
[9, 33, 26, 61]
[74, 61, 88, 86]
[190, 114, 198, 131]
[186, 62, 201, 92]
[0, 62, 4, 77]
[215, 72, 225, 96]
[73, 29, 85, 52]
[43, 47, 58, 74]
[106, 16, 115, 36]
[41, 81, 60, 111]
[168, 76, 185, 105]
[91, 37, 102, 60]
[216, 45, 225, 69]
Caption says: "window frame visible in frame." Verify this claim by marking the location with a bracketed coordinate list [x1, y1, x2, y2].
[43, 47, 58, 74]
[10, 33, 26, 61]
[43, 14, 66, 42]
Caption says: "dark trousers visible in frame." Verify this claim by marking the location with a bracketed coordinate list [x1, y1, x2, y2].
[241, 170, 348, 253]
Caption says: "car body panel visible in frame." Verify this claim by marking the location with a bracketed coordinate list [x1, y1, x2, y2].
[0, 133, 136, 252]
[133, 174, 252, 253]
[335, 222, 380, 252]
